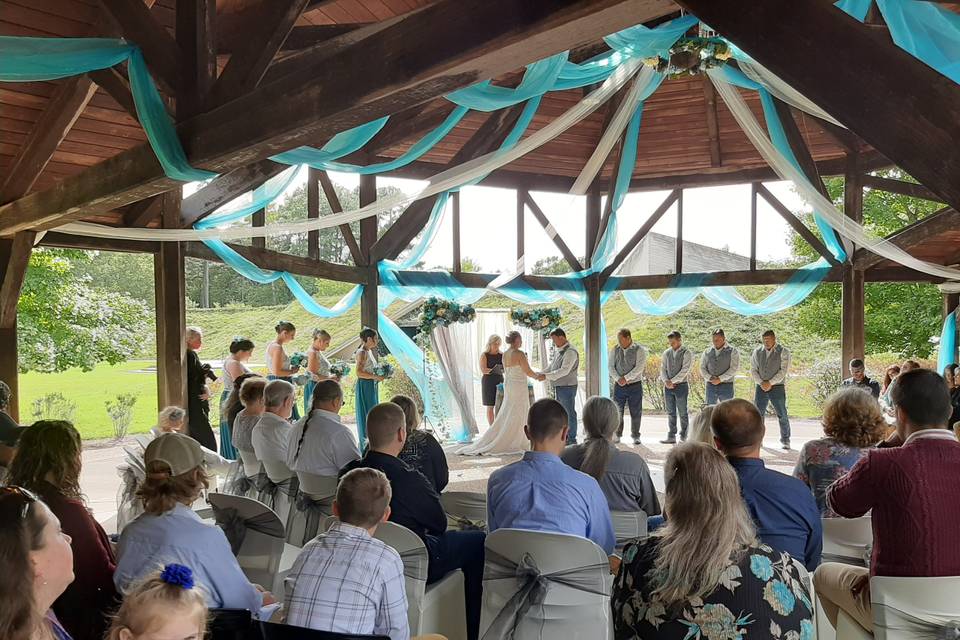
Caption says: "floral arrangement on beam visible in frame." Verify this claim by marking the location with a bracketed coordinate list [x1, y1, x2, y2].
[642, 37, 732, 78]
[511, 307, 562, 335]
[417, 297, 477, 335]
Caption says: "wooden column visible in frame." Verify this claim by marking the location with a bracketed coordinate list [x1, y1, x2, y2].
[840, 156, 865, 367]
[585, 188, 601, 267]
[675, 189, 684, 274]
[516, 188, 525, 269]
[359, 174, 378, 331]
[0, 232, 35, 420]
[585, 188, 604, 396]
[306, 168, 321, 260]
[154, 192, 187, 409]
[749, 182, 758, 271]
[452, 191, 462, 273]
[251, 208, 265, 249]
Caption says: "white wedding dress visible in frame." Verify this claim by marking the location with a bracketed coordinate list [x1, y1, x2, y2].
[458, 360, 532, 456]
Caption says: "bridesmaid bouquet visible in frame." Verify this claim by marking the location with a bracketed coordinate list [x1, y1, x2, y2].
[511, 307, 562, 333]
[289, 352, 309, 368]
[329, 361, 351, 378]
[373, 363, 395, 379]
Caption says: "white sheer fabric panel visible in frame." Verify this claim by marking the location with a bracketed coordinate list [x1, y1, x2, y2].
[737, 59, 845, 128]
[431, 324, 479, 438]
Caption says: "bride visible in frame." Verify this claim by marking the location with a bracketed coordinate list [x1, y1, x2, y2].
[459, 331, 543, 455]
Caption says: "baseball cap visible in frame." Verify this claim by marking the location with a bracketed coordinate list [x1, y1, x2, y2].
[0, 412, 25, 447]
[144, 433, 204, 475]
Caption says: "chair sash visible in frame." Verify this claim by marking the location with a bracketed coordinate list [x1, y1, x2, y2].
[448, 514, 487, 532]
[115, 466, 143, 532]
[874, 603, 960, 639]
[290, 491, 335, 547]
[214, 506, 285, 555]
[256, 474, 299, 512]
[480, 549, 608, 640]
[222, 459, 254, 496]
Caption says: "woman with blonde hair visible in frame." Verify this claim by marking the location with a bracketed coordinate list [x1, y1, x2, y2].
[561, 396, 659, 515]
[612, 442, 814, 639]
[106, 564, 208, 640]
[686, 404, 717, 447]
[479, 334, 504, 425]
[793, 387, 886, 516]
[393, 394, 448, 493]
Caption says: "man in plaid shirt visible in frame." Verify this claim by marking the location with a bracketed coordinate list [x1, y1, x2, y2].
[284, 468, 408, 639]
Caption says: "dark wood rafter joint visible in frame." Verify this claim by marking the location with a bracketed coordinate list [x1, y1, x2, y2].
[452, 191, 462, 273]
[176, 0, 217, 119]
[861, 174, 944, 203]
[317, 171, 363, 265]
[99, 0, 181, 94]
[179, 160, 289, 228]
[854, 205, 960, 270]
[183, 241, 366, 283]
[523, 191, 583, 273]
[755, 183, 839, 266]
[123, 195, 163, 227]
[88, 68, 141, 122]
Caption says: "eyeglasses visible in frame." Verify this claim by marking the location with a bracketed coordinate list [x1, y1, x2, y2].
[0, 486, 38, 520]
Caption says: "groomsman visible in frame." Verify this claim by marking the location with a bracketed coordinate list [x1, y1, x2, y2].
[751, 329, 793, 450]
[540, 328, 580, 445]
[700, 328, 740, 404]
[609, 328, 647, 445]
[660, 331, 693, 444]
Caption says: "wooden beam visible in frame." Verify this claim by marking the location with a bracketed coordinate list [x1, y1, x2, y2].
[207, 0, 310, 106]
[216, 21, 367, 55]
[176, 0, 217, 118]
[179, 160, 288, 228]
[122, 195, 163, 227]
[306, 168, 321, 261]
[0, 78, 98, 202]
[337, 102, 458, 164]
[755, 183, 839, 266]
[88, 68, 140, 122]
[841, 154, 865, 367]
[153, 191, 186, 410]
[183, 241, 367, 283]
[99, 0, 181, 93]
[749, 182, 758, 271]
[584, 275, 602, 396]
[585, 188, 602, 267]
[0, 0, 671, 234]
[701, 77, 722, 167]
[770, 98, 829, 197]
[0, 232, 36, 328]
[452, 191, 462, 273]
[251, 209, 265, 249]
[359, 174, 378, 331]
[40, 231, 159, 254]
[854, 205, 960, 270]
[600, 189, 679, 280]
[677, 0, 960, 213]
[523, 191, 584, 272]
[861, 174, 944, 203]
[516, 188, 525, 267]
[613, 265, 843, 290]
[592, 128, 629, 260]
[675, 189, 684, 274]
[317, 171, 363, 265]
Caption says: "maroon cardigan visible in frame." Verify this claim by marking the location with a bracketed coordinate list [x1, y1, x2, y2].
[36, 481, 119, 640]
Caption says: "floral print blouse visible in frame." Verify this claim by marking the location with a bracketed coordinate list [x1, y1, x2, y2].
[792, 437, 868, 517]
[612, 538, 814, 640]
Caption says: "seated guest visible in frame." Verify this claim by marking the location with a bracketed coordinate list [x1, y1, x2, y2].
[488, 398, 615, 554]
[814, 368, 960, 633]
[393, 394, 449, 493]
[612, 443, 814, 639]
[115, 433, 274, 614]
[222, 372, 261, 440]
[105, 564, 208, 640]
[252, 379, 296, 464]
[686, 404, 717, 447]
[711, 399, 822, 570]
[841, 359, 881, 398]
[878, 364, 900, 421]
[287, 380, 360, 476]
[232, 377, 267, 455]
[152, 406, 186, 436]
[9, 421, 118, 640]
[561, 396, 660, 516]
[0, 485, 77, 640]
[286, 468, 408, 640]
[0, 381, 24, 483]
[341, 403, 485, 640]
[793, 388, 886, 517]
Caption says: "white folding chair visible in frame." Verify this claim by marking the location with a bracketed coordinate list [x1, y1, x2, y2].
[440, 491, 487, 531]
[287, 472, 338, 546]
[133, 433, 154, 449]
[373, 521, 467, 640]
[610, 510, 647, 553]
[207, 493, 300, 597]
[481, 529, 612, 640]
[870, 575, 960, 640]
[259, 458, 298, 528]
[822, 516, 873, 567]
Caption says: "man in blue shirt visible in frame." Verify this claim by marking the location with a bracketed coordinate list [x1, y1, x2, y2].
[487, 398, 615, 555]
[711, 398, 822, 571]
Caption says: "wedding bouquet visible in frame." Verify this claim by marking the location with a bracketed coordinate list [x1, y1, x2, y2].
[510, 307, 562, 333]
[289, 352, 308, 368]
[418, 297, 476, 335]
[373, 363, 395, 379]
[329, 361, 351, 378]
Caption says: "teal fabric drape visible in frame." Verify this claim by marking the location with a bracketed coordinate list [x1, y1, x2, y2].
[270, 117, 389, 168]
[938, 310, 957, 375]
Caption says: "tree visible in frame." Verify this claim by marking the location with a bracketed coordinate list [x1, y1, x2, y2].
[532, 255, 582, 275]
[18, 249, 150, 372]
[791, 169, 944, 357]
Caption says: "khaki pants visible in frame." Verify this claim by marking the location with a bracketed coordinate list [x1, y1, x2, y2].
[813, 562, 873, 632]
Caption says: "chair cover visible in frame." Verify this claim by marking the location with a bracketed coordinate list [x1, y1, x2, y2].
[822, 516, 873, 567]
[871, 576, 960, 640]
[115, 464, 143, 532]
[223, 458, 257, 498]
[214, 505, 285, 555]
[287, 472, 339, 546]
[610, 511, 647, 552]
[208, 493, 287, 591]
[440, 491, 488, 531]
[480, 529, 612, 640]
[256, 460, 300, 527]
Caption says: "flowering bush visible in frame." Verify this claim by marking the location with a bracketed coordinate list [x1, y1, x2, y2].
[418, 297, 476, 335]
[510, 307, 562, 335]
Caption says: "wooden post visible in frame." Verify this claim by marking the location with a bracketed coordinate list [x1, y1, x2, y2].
[359, 174, 378, 331]
[306, 168, 320, 260]
[154, 192, 187, 409]
[251, 208, 265, 249]
[0, 232, 35, 421]
[749, 182, 758, 271]
[585, 275, 603, 397]
[841, 155, 865, 368]
[585, 188, 601, 267]
[516, 188, 525, 269]
[452, 191, 462, 273]
[675, 189, 684, 274]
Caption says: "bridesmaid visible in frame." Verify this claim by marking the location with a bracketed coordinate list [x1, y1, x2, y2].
[354, 327, 385, 451]
[479, 334, 504, 425]
[304, 328, 339, 415]
[266, 320, 302, 421]
[220, 337, 254, 459]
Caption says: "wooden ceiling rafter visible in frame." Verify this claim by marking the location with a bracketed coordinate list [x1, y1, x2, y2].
[853, 205, 960, 271]
[179, 159, 289, 228]
[99, 0, 182, 94]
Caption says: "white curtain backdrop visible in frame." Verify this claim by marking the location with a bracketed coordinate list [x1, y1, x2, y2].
[431, 324, 479, 438]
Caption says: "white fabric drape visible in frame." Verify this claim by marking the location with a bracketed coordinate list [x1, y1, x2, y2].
[431, 324, 479, 438]
[736, 58, 845, 128]
[709, 69, 960, 281]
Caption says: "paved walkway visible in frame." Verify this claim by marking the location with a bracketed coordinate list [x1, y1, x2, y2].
[83, 413, 819, 527]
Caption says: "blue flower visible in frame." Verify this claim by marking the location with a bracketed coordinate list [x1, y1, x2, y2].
[763, 579, 796, 616]
[800, 619, 814, 640]
[160, 563, 194, 589]
[750, 554, 774, 581]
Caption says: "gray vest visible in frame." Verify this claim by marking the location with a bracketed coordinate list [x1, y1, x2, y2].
[614, 344, 640, 376]
[704, 346, 733, 377]
[664, 346, 689, 379]
[756, 345, 783, 381]
[552, 345, 579, 387]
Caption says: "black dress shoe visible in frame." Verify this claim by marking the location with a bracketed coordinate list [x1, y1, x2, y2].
[632, 436, 642, 445]
[659, 438, 676, 445]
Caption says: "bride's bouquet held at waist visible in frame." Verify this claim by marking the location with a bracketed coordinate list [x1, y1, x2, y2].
[373, 363, 395, 379]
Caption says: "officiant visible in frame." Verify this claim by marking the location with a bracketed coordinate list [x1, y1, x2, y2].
[539, 328, 580, 445]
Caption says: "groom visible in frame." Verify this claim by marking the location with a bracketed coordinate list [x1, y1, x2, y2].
[538, 328, 580, 444]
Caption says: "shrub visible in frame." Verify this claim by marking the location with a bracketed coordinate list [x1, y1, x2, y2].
[31, 392, 78, 424]
[809, 359, 843, 412]
[640, 353, 707, 412]
[105, 393, 138, 440]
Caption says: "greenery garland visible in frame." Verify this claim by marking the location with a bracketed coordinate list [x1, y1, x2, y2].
[510, 307, 562, 334]
[642, 37, 732, 78]
[417, 297, 477, 335]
